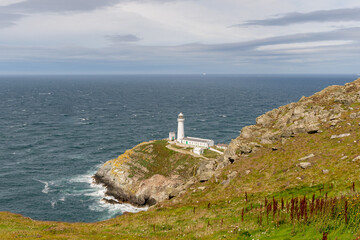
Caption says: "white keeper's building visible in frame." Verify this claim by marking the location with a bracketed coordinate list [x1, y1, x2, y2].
[169, 113, 214, 149]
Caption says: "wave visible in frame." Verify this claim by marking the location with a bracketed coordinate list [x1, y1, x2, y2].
[89, 194, 148, 220]
[69, 173, 94, 185]
[51, 200, 56, 208]
[66, 170, 147, 219]
[37, 180, 50, 194]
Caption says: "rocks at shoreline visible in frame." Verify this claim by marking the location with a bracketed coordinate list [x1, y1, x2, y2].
[94, 140, 206, 207]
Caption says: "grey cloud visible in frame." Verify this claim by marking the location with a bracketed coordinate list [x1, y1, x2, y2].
[205, 27, 360, 52]
[106, 34, 142, 43]
[3, 0, 183, 13]
[236, 7, 360, 26]
[1, 27, 360, 71]
[0, 0, 122, 29]
[4, 0, 121, 13]
[0, 12, 24, 28]
[0, 0, 182, 28]
[156, 27, 360, 67]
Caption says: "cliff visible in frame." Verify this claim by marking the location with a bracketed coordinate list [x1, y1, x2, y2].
[94, 140, 209, 206]
[222, 78, 360, 167]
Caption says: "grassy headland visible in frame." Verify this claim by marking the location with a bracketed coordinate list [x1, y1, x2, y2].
[2, 79, 360, 239]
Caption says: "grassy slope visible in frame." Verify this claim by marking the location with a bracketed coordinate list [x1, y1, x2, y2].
[127, 140, 201, 180]
[203, 149, 221, 159]
[103, 140, 203, 183]
[2, 88, 360, 239]
[2, 116, 359, 239]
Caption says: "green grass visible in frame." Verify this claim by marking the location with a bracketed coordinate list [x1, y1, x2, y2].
[203, 149, 221, 159]
[171, 144, 185, 150]
[126, 140, 201, 180]
[2, 189, 360, 239]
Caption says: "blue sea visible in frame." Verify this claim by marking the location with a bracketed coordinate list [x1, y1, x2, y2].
[0, 74, 357, 222]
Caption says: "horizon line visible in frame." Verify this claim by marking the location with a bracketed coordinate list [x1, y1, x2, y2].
[0, 73, 358, 76]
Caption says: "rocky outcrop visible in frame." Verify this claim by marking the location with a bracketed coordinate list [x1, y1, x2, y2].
[197, 160, 217, 182]
[222, 78, 360, 166]
[94, 140, 205, 207]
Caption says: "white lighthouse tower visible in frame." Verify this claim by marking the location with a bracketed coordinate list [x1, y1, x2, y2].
[177, 112, 185, 141]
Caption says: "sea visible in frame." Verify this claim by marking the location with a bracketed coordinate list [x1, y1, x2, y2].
[0, 74, 357, 222]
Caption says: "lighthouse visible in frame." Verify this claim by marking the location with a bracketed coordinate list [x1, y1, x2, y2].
[177, 112, 185, 141]
[169, 113, 214, 149]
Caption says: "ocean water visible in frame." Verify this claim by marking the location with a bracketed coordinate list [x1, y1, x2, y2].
[0, 74, 357, 222]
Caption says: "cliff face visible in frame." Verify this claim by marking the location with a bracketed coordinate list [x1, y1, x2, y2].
[222, 78, 360, 166]
[94, 140, 202, 207]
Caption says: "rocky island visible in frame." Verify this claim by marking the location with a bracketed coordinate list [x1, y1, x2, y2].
[94, 140, 222, 207]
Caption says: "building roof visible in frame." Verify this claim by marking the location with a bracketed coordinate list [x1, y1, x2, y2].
[183, 137, 213, 143]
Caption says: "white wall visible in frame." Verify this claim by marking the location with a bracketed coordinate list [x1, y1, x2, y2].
[177, 119, 184, 141]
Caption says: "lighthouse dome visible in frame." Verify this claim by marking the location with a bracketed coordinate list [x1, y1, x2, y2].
[178, 112, 184, 119]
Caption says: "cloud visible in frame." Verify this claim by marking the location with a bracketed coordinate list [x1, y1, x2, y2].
[255, 40, 354, 52]
[3, 0, 184, 13]
[0, 0, 185, 29]
[236, 7, 360, 26]
[106, 34, 142, 43]
[4, 0, 121, 13]
[205, 27, 360, 52]
[0, 12, 24, 28]
[0, 0, 124, 29]
[1, 27, 359, 65]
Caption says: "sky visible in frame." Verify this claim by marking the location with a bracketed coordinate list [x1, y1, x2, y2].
[0, 0, 359, 74]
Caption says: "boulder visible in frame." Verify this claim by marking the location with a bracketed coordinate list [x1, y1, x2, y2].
[305, 124, 320, 134]
[299, 162, 312, 169]
[298, 154, 315, 161]
[350, 113, 359, 119]
[293, 106, 306, 118]
[199, 171, 214, 182]
[227, 171, 238, 180]
[197, 160, 216, 174]
[237, 143, 253, 154]
[240, 125, 260, 139]
[260, 138, 273, 145]
[256, 114, 273, 127]
[330, 133, 351, 139]
[221, 180, 230, 185]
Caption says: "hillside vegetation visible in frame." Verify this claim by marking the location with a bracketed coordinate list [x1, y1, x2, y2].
[2, 78, 360, 239]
